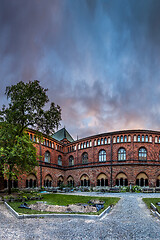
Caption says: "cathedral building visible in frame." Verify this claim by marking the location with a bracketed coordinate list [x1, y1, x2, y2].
[2, 128, 160, 190]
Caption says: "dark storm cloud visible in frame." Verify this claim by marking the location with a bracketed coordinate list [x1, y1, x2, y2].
[1, 0, 160, 139]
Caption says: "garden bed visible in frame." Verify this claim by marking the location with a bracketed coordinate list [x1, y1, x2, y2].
[8, 194, 120, 215]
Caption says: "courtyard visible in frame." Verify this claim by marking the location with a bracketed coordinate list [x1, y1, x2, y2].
[1, 192, 160, 239]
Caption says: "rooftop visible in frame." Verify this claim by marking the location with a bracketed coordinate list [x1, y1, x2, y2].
[52, 127, 74, 143]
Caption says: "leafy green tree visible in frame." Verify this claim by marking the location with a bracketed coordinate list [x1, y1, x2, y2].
[0, 123, 38, 194]
[0, 80, 62, 193]
[0, 80, 61, 135]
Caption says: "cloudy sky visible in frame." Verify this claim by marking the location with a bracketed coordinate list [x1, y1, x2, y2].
[1, 0, 160, 139]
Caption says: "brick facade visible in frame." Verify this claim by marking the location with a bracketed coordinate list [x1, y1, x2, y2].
[3, 129, 160, 189]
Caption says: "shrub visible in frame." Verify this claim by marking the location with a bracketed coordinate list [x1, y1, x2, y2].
[132, 185, 142, 192]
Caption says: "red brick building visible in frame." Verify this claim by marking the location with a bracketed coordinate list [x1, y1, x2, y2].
[2, 128, 160, 190]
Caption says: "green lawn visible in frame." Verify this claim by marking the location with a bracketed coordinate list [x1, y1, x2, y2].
[142, 198, 160, 213]
[8, 194, 120, 215]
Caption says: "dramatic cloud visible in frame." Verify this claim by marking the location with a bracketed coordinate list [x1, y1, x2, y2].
[1, 0, 160, 139]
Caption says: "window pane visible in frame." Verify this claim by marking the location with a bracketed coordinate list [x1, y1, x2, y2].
[139, 148, 147, 160]
[118, 148, 126, 161]
[99, 150, 106, 162]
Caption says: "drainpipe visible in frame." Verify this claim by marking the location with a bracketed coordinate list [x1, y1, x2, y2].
[110, 135, 113, 187]
[39, 141, 42, 188]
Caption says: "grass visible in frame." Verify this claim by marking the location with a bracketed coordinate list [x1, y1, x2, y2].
[8, 193, 120, 215]
[142, 198, 160, 213]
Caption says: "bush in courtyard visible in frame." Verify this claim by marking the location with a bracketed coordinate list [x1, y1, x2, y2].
[120, 186, 129, 192]
[132, 185, 142, 192]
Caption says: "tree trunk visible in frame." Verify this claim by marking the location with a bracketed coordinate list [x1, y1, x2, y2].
[8, 173, 12, 195]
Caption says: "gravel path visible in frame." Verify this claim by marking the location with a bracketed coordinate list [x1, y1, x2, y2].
[1, 192, 160, 240]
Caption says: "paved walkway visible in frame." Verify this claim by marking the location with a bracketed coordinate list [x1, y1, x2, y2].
[1, 193, 160, 239]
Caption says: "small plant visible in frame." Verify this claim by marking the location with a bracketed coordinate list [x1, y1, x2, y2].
[59, 183, 65, 191]
[22, 195, 28, 201]
[120, 186, 129, 192]
[132, 185, 142, 193]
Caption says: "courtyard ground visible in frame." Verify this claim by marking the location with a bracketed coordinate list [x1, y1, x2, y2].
[1, 192, 160, 240]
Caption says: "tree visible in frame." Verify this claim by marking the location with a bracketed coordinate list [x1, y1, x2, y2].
[0, 80, 62, 193]
[0, 123, 38, 194]
[0, 80, 61, 135]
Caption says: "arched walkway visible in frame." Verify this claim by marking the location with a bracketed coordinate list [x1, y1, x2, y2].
[80, 174, 90, 187]
[136, 172, 148, 187]
[67, 176, 74, 187]
[156, 175, 160, 187]
[115, 173, 128, 186]
[97, 173, 108, 186]
[44, 174, 52, 188]
[57, 176, 64, 187]
[26, 174, 37, 188]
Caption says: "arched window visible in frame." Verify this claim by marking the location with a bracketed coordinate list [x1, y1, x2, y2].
[149, 136, 152, 142]
[57, 176, 64, 187]
[139, 148, 147, 161]
[118, 148, 126, 161]
[124, 135, 127, 142]
[156, 175, 160, 187]
[138, 135, 140, 142]
[44, 175, 52, 188]
[101, 138, 104, 145]
[69, 156, 74, 166]
[146, 135, 148, 142]
[80, 174, 90, 187]
[113, 137, 116, 143]
[99, 150, 106, 162]
[44, 151, 50, 163]
[33, 135, 36, 142]
[87, 141, 89, 147]
[116, 173, 128, 186]
[26, 174, 37, 188]
[30, 134, 33, 141]
[142, 135, 144, 142]
[82, 152, 88, 164]
[58, 155, 62, 166]
[136, 173, 148, 187]
[97, 139, 100, 145]
[117, 136, 119, 143]
[97, 173, 108, 187]
[67, 176, 74, 187]
[121, 136, 123, 142]
[104, 138, 107, 144]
